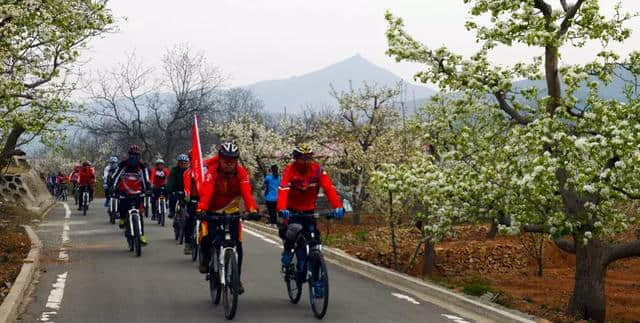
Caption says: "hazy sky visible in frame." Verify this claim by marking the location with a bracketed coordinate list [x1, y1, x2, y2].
[82, 0, 640, 88]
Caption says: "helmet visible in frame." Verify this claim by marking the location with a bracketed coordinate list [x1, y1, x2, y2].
[128, 144, 141, 155]
[217, 142, 239, 158]
[177, 154, 189, 162]
[293, 143, 313, 158]
[74, 164, 81, 170]
[155, 158, 165, 165]
[109, 156, 118, 163]
[82, 161, 91, 167]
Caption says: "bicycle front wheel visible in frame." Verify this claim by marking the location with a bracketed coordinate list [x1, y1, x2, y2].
[209, 248, 222, 305]
[308, 251, 329, 319]
[132, 214, 141, 257]
[222, 249, 239, 320]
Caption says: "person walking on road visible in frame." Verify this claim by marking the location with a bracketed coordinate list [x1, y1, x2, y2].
[263, 164, 280, 225]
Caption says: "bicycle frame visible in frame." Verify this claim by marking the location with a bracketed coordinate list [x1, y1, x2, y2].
[208, 215, 241, 287]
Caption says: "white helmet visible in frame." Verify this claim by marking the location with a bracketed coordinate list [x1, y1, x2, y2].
[155, 158, 165, 165]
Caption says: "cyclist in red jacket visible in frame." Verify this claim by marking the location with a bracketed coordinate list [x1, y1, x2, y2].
[77, 161, 96, 211]
[149, 159, 170, 219]
[196, 143, 258, 294]
[277, 144, 343, 294]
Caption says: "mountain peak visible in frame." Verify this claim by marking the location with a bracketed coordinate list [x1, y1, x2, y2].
[246, 55, 436, 113]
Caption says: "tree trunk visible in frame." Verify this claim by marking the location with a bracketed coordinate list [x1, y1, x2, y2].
[0, 124, 26, 168]
[422, 239, 436, 277]
[486, 212, 511, 239]
[568, 238, 608, 323]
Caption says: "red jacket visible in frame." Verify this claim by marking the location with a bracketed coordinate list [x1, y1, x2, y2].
[149, 166, 170, 188]
[184, 157, 217, 198]
[78, 167, 96, 186]
[276, 162, 341, 212]
[196, 156, 257, 214]
[69, 170, 80, 183]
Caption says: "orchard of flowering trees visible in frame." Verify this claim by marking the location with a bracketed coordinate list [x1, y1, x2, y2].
[380, 1, 640, 322]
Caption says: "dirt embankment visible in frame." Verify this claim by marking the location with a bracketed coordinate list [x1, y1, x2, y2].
[259, 215, 640, 322]
[0, 204, 36, 303]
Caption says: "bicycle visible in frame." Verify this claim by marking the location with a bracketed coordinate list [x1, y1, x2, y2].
[203, 213, 246, 320]
[283, 212, 333, 319]
[72, 183, 78, 205]
[57, 185, 68, 201]
[173, 192, 186, 243]
[156, 188, 168, 227]
[144, 193, 150, 219]
[120, 193, 144, 257]
[108, 194, 118, 224]
[79, 185, 90, 216]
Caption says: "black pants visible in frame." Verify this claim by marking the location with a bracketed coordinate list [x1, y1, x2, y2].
[184, 198, 199, 245]
[201, 215, 243, 276]
[119, 196, 145, 236]
[169, 192, 178, 216]
[280, 215, 319, 273]
[266, 201, 277, 224]
[151, 187, 167, 215]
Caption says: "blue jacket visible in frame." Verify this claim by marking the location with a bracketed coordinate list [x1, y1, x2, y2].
[263, 174, 280, 202]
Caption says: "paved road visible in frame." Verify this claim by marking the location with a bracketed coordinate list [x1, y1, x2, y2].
[19, 200, 475, 323]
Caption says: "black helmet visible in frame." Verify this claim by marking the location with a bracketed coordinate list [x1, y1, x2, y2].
[218, 142, 239, 158]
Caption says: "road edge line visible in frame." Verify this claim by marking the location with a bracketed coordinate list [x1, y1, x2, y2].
[0, 225, 42, 323]
[243, 220, 538, 323]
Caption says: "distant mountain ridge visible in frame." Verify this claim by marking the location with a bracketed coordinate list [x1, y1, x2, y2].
[244, 55, 437, 113]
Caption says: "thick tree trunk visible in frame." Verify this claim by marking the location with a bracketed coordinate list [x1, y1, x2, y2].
[0, 124, 26, 168]
[422, 240, 436, 277]
[568, 238, 608, 323]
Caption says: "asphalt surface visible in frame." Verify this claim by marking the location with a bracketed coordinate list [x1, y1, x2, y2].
[19, 200, 475, 323]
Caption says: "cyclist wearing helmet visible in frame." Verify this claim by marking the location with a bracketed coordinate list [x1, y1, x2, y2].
[196, 142, 258, 294]
[69, 165, 81, 205]
[166, 154, 189, 249]
[149, 158, 170, 219]
[77, 161, 97, 211]
[277, 144, 344, 294]
[111, 145, 152, 245]
[103, 156, 119, 208]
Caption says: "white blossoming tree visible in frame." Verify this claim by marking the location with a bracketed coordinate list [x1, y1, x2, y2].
[209, 116, 288, 179]
[386, 1, 640, 321]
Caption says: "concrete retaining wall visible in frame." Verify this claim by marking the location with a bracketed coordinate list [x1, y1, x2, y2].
[0, 156, 54, 213]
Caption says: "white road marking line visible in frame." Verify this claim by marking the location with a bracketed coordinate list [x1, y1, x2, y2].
[243, 227, 280, 246]
[58, 203, 71, 261]
[441, 314, 471, 323]
[62, 202, 70, 219]
[391, 292, 421, 305]
[40, 271, 68, 322]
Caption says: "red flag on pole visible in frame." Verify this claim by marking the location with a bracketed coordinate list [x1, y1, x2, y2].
[191, 114, 205, 193]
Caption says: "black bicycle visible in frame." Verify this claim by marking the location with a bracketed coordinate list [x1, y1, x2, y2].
[79, 185, 90, 216]
[173, 192, 186, 243]
[204, 213, 246, 320]
[283, 212, 332, 319]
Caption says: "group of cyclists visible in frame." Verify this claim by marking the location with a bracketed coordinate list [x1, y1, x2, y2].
[48, 162, 97, 207]
[75, 142, 342, 297]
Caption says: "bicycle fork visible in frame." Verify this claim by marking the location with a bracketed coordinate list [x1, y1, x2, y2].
[129, 210, 142, 236]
